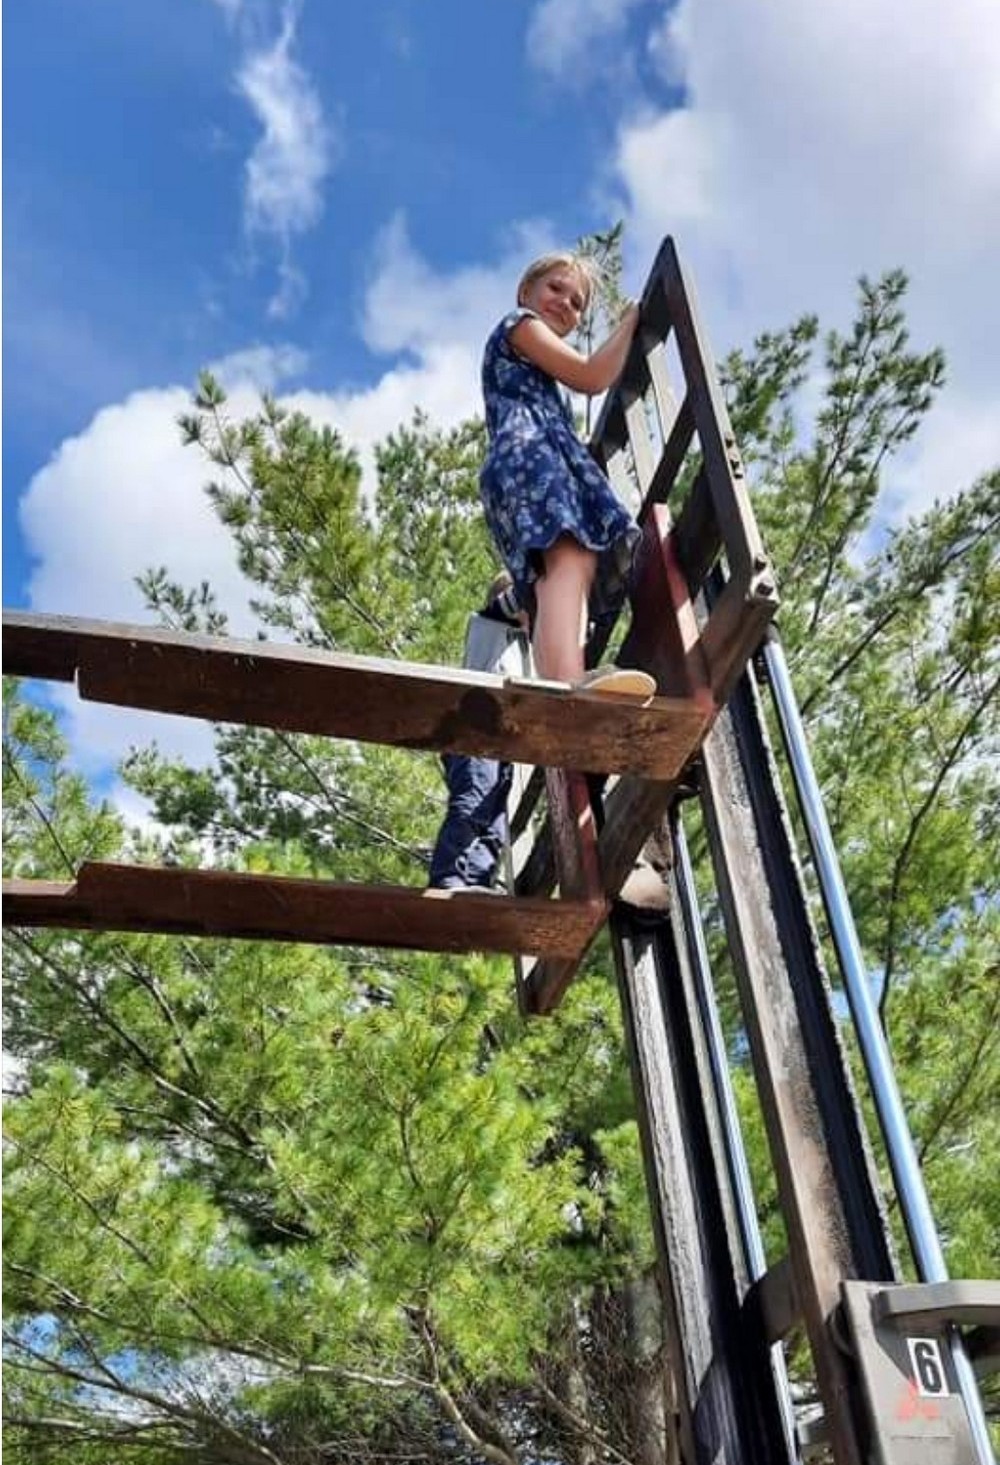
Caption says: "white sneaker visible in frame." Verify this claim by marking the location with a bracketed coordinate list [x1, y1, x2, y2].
[427, 884, 504, 897]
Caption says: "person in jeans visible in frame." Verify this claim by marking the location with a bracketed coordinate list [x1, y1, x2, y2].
[428, 570, 669, 911]
[427, 573, 528, 892]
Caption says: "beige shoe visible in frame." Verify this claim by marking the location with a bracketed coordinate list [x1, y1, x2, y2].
[618, 858, 671, 912]
[575, 666, 656, 702]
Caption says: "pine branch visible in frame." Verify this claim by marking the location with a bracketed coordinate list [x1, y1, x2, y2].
[880, 669, 1000, 1022]
[414, 1310, 521, 1465]
[916, 978, 1000, 1166]
[533, 1378, 639, 1465]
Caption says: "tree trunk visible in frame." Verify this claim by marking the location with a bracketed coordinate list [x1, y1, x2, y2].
[622, 1271, 677, 1465]
[589, 1272, 678, 1465]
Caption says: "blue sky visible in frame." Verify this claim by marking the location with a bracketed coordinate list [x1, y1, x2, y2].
[4, 1, 674, 593]
[4, 0, 999, 791]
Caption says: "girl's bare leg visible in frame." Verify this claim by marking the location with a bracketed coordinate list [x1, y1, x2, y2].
[532, 536, 596, 683]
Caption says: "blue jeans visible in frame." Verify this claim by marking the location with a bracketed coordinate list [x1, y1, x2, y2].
[428, 754, 513, 889]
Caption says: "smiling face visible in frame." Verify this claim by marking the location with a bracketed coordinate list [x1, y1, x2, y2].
[520, 264, 589, 338]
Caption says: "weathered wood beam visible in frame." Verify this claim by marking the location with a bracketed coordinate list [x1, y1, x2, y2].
[2, 863, 605, 959]
[645, 341, 680, 446]
[671, 467, 719, 593]
[655, 240, 767, 585]
[698, 689, 893, 1465]
[518, 513, 719, 1009]
[624, 393, 657, 497]
[699, 571, 779, 706]
[3, 611, 706, 779]
[596, 774, 678, 903]
[517, 769, 607, 1015]
[638, 392, 695, 520]
[623, 507, 713, 701]
[598, 510, 718, 901]
[611, 900, 795, 1464]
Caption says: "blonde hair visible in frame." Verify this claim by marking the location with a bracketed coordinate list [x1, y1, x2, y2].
[516, 252, 600, 310]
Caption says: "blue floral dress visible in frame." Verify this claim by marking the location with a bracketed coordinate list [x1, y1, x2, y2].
[479, 308, 640, 624]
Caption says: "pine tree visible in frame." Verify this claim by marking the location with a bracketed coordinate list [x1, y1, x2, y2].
[5, 267, 998, 1459]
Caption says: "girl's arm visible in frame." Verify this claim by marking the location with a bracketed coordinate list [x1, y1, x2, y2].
[508, 303, 640, 396]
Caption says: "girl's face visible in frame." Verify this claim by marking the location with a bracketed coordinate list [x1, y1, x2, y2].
[522, 266, 588, 337]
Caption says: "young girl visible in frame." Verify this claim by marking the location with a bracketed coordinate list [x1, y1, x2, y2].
[479, 251, 655, 699]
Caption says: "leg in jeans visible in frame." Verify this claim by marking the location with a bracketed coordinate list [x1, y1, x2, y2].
[428, 754, 514, 889]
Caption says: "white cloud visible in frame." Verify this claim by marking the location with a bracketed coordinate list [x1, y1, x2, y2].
[287, 215, 545, 501]
[230, 1, 335, 316]
[21, 387, 251, 629]
[17, 347, 311, 782]
[266, 257, 308, 320]
[207, 341, 308, 389]
[361, 213, 554, 358]
[19, 384, 251, 778]
[57, 699, 219, 787]
[17, 205, 560, 665]
[14, 223, 525, 786]
[238, 11, 331, 238]
[891, 392, 1000, 517]
[607, 0, 1000, 515]
[526, 0, 648, 78]
[346, 211, 585, 492]
[616, 107, 727, 234]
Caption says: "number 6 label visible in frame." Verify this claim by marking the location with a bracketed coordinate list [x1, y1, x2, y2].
[906, 1337, 950, 1398]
